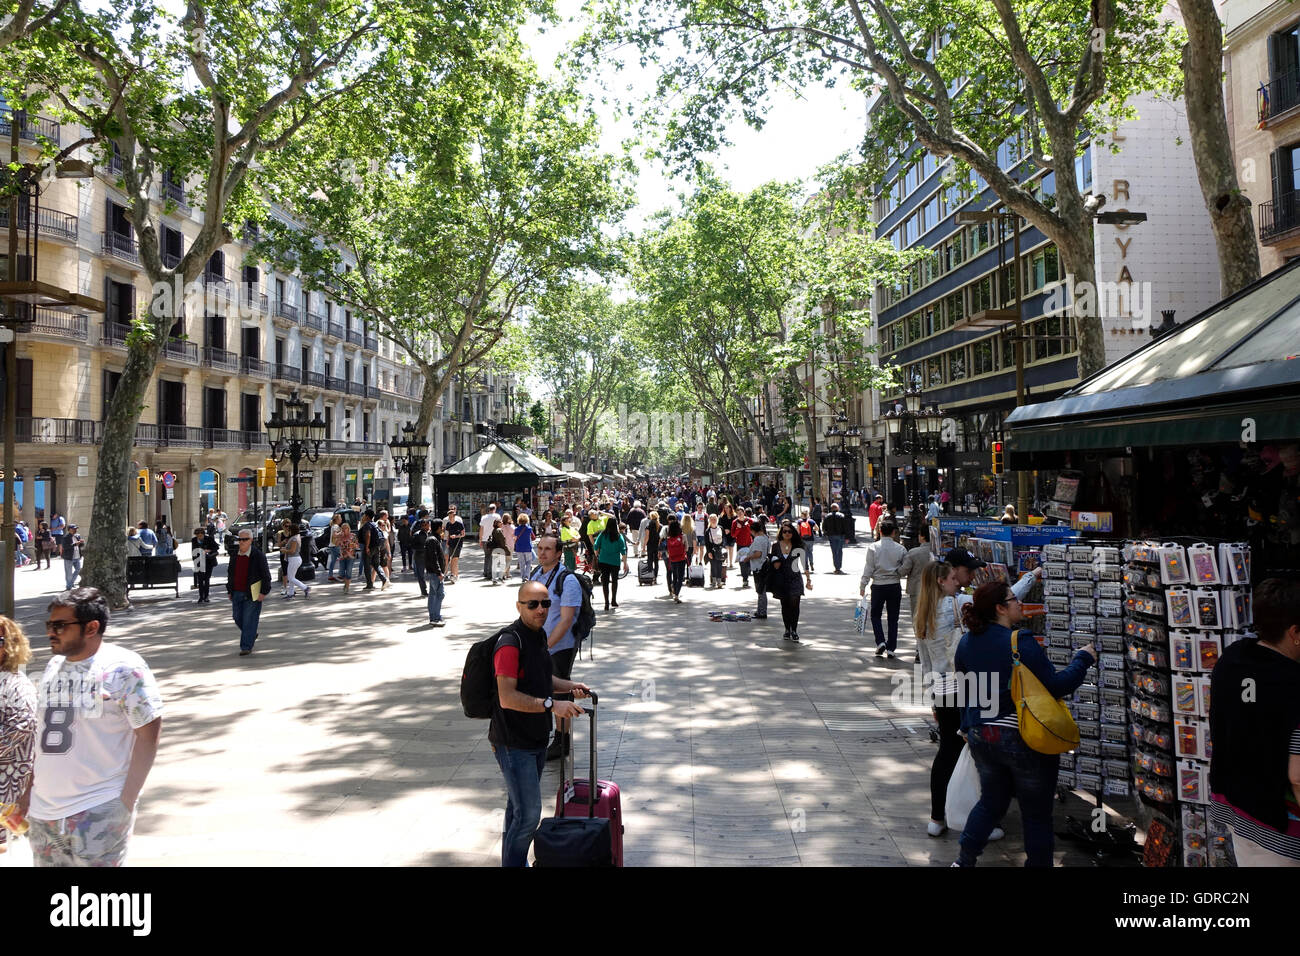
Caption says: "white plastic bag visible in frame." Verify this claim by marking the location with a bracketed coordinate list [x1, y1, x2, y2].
[854, 595, 870, 634]
[945, 744, 981, 831]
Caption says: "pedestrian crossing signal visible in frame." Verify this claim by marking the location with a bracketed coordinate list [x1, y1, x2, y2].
[992, 441, 1005, 475]
[137, 469, 149, 494]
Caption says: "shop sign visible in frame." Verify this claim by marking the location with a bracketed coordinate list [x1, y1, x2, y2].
[955, 451, 989, 470]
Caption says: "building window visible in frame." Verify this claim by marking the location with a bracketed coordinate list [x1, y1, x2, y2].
[971, 275, 995, 313]
[926, 356, 944, 388]
[973, 338, 994, 375]
[906, 312, 923, 343]
[948, 347, 967, 381]
[1075, 148, 1092, 191]
[1027, 245, 1060, 291]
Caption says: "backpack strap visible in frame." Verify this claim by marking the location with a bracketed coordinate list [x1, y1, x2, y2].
[1010, 630, 1021, 663]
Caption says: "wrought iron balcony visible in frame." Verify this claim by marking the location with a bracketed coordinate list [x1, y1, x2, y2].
[0, 111, 59, 144]
[274, 363, 303, 384]
[163, 337, 199, 364]
[363, 335, 378, 351]
[345, 328, 363, 346]
[275, 298, 299, 322]
[305, 311, 324, 331]
[13, 306, 88, 340]
[102, 321, 132, 348]
[206, 428, 265, 449]
[1259, 67, 1300, 124]
[163, 180, 189, 210]
[0, 206, 77, 241]
[16, 417, 99, 444]
[326, 320, 344, 339]
[326, 375, 348, 393]
[1260, 189, 1300, 242]
[304, 370, 326, 389]
[203, 346, 239, 372]
[161, 251, 182, 269]
[136, 423, 205, 448]
[101, 231, 139, 265]
[241, 355, 271, 378]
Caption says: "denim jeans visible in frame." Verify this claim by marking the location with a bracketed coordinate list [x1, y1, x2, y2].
[828, 535, 844, 571]
[338, 557, 354, 581]
[668, 559, 686, 596]
[754, 576, 767, 615]
[64, 557, 82, 589]
[414, 560, 427, 595]
[957, 724, 1060, 867]
[492, 743, 547, 867]
[871, 582, 902, 650]
[231, 591, 262, 652]
[326, 545, 340, 576]
[427, 577, 445, 622]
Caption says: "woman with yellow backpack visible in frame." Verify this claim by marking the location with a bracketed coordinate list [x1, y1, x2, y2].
[951, 581, 1095, 867]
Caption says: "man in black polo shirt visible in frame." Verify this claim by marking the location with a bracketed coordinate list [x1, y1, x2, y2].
[491, 580, 591, 867]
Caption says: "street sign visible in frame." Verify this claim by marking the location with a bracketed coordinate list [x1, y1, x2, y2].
[162, 471, 176, 489]
[164, 486, 174, 500]
[227, 476, 256, 483]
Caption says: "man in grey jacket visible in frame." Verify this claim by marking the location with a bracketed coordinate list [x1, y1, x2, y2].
[860, 518, 908, 658]
[899, 524, 935, 623]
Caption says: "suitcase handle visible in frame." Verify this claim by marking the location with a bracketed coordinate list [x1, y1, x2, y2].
[564, 691, 599, 818]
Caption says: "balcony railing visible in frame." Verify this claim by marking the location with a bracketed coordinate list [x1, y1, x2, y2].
[241, 355, 271, 378]
[305, 311, 324, 331]
[204, 270, 229, 288]
[162, 180, 189, 210]
[1260, 189, 1300, 242]
[161, 251, 182, 269]
[1259, 67, 1300, 123]
[345, 328, 363, 346]
[274, 363, 303, 384]
[321, 439, 385, 457]
[101, 231, 139, 265]
[363, 335, 378, 351]
[326, 375, 348, 393]
[275, 299, 299, 322]
[206, 428, 265, 449]
[163, 337, 199, 364]
[203, 346, 239, 371]
[304, 370, 325, 389]
[102, 321, 131, 348]
[0, 206, 78, 241]
[17, 417, 100, 444]
[136, 423, 205, 448]
[15, 306, 88, 340]
[345, 380, 363, 396]
[326, 321, 344, 339]
[0, 111, 60, 144]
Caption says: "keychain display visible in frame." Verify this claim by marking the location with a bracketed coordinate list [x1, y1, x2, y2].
[1193, 589, 1222, 630]
[1165, 588, 1194, 627]
[1158, 543, 1190, 585]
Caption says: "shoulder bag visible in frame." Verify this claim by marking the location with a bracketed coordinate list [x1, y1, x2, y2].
[1010, 631, 1080, 754]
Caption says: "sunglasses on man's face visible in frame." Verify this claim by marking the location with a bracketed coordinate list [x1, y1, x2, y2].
[518, 599, 552, 610]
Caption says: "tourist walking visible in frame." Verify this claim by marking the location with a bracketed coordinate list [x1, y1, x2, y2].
[336, 521, 358, 593]
[822, 503, 852, 573]
[561, 512, 581, 572]
[445, 506, 466, 583]
[326, 513, 345, 581]
[227, 531, 271, 655]
[704, 514, 726, 588]
[768, 520, 813, 642]
[424, 519, 447, 625]
[663, 519, 688, 604]
[797, 508, 818, 572]
[282, 523, 310, 599]
[60, 525, 84, 590]
[0, 616, 36, 855]
[900, 524, 936, 625]
[681, 513, 697, 565]
[860, 518, 907, 658]
[741, 516, 770, 620]
[952, 582, 1095, 867]
[33, 522, 54, 570]
[593, 519, 628, 611]
[191, 526, 219, 603]
[731, 509, 754, 588]
[514, 513, 535, 581]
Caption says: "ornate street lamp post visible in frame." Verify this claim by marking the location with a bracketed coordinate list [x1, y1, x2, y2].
[882, 386, 945, 548]
[266, 390, 326, 527]
[389, 419, 428, 510]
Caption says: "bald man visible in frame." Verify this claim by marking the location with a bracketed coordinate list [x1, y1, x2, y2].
[490, 581, 592, 867]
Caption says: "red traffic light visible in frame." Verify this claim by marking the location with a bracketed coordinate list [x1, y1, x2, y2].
[992, 441, 1004, 453]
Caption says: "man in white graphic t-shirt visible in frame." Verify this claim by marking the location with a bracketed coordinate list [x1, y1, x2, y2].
[18, 587, 163, 867]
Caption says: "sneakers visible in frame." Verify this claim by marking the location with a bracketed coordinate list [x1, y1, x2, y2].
[753, 613, 767, 619]
[875, 644, 886, 657]
[988, 827, 1005, 841]
[886, 651, 896, 659]
[239, 649, 252, 657]
[790, 632, 801, 643]
[927, 820, 948, 837]
[783, 631, 792, 641]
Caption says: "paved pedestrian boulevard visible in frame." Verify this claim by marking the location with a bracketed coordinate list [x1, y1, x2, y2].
[10, 539, 1108, 866]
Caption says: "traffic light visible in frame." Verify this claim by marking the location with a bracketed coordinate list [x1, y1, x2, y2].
[262, 458, 277, 487]
[136, 469, 149, 494]
[991, 441, 1005, 475]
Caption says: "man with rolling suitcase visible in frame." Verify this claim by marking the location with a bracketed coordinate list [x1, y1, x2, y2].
[490, 581, 590, 867]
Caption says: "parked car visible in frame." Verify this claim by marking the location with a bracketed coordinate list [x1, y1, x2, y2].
[224, 504, 294, 555]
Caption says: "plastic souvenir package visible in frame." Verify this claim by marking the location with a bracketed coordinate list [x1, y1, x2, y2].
[1049, 633, 1072, 648]
[1075, 684, 1099, 703]
[1045, 562, 1069, 580]
[1069, 581, 1096, 600]
[1101, 702, 1128, 724]
[1077, 755, 1102, 776]
[1197, 634, 1222, 672]
[1043, 543, 1070, 563]
[1102, 740, 1129, 760]
[1173, 679, 1199, 715]
[1068, 545, 1094, 563]
[1104, 776, 1131, 797]
[1074, 615, 1098, 635]
[1046, 596, 1072, 614]
[1181, 804, 1207, 834]
[1197, 676, 1212, 718]
[1174, 716, 1203, 757]
[1193, 589, 1222, 630]
[1071, 597, 1098, 615]
[1076, 719, 1101, 739]
[1097, 582, 1124, 601]
[1102, 670, 1126, 690]
[1076, 772, 1102, 792]
[1187, 543, 1221, 586]
[1093, 546, 1121, 566]
[1043, 580, 1070, 597]
[1058, 771, 1077, 790]
[1077, 737, 1101, 756]
[1069, 562, 1095, 581]
[1099, 635, 1126, 654]
[1073, 700, 1100, 721]
[1101, 723, 1129, 745]
[1158, 543, 1190, 585]
[1170, 635, 1195, 671]
[1137, 672, 1169, 697]
[1165, 588, 1194, 627]
[1059, 752, 1076, 769]
[1046, 647, 1070, 665]
[1096, 565, 1123, 583]
[1217, 543, 1250, 586]
[1046, 612, 1072, 632]
[1137, 621, 1166, 644]
[1227, 589, 1252, 629]
[1098, 617, 1126, 636]
[1097, 598, 1124, 618]
[1179, 760, 1208, 804]
[1099, 651, 1124, 671]
[1104, 758, 1130, 779]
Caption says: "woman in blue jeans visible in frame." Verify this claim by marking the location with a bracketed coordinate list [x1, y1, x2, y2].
[952, 581, 1095, 867]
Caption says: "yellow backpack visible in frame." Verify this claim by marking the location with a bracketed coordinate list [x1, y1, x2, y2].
[1010, 631, 1080, 754]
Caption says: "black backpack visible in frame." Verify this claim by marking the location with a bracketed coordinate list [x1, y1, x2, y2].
[461, 626, 520, 719]
[539, 565, 596, 648]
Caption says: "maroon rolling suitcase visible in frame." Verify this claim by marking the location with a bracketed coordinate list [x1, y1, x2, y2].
[551, 692, 624, 866]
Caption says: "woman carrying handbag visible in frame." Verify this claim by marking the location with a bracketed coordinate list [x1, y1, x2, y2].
[768, 520, 813, 643]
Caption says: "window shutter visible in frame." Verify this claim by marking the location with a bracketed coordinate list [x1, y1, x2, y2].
[1272, 149, 1283, 203]
[16, 358, 32, 419]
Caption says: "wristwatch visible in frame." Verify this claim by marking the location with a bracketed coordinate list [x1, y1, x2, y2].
[543, 697, 554, 712]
